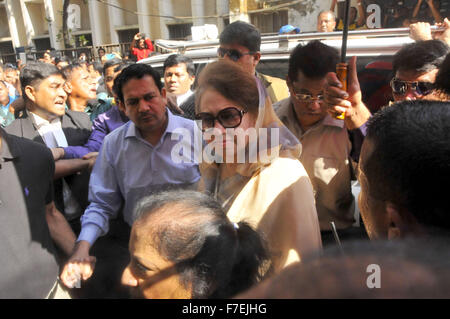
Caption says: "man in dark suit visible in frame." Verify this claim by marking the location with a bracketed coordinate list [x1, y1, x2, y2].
[163, 54, 196, 120]
[6, 62, 93, 233]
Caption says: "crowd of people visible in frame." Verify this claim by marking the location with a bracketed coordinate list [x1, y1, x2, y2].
[1, 16, 450, 299]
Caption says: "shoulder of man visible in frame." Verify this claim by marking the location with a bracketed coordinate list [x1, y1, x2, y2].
[6, 132, 53, 172]
[65, 110, 92, 130]
[257, 73, 289, 103]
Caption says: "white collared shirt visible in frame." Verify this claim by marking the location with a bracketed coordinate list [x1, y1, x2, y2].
[176, 90, 193, 106]
[31, 112, 82, 220]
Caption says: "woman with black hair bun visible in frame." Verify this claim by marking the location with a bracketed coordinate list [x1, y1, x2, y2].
[121, 190, 269, 299]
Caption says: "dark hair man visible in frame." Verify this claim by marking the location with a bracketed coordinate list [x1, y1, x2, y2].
[60, 63, 200, 290]
[391, 40, 449, 102]
[359, 100, 450, 239]
[218, 20, 289, 103]
[163, 54, 196, 120]
[6, 62, 93, 231]
[62, 63, 109, 121]
[51, 61, 132, 160]
[0, 128, 76, 298]
[276, 41, 371, 245]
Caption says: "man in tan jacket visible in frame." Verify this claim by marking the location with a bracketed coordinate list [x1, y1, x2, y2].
[218, 20, 289, 104]
[275, 41, 371, 246]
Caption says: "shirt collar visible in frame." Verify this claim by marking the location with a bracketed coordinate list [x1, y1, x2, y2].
[288, 99, 344, 130]
[176, 90, 193, 106]
[30, 112, 61, 129]
[125, 108, 177, 140]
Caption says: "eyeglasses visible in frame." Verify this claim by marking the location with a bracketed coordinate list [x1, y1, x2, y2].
[294, 93, 325, 104]
[390, 78, 434, 96]
[195, 107, 247, 131]
[217, 47, 256, 62]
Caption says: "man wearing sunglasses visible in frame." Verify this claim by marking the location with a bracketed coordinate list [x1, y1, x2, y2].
[275, 41, 371, 246]
[391, 40, 449, 102]
[218, 21, 289, 104]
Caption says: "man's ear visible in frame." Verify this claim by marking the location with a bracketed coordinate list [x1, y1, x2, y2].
[161, 87, 168, 105]
[118, 100, 126, 114]
[189, 75, 195, 87]
[24, 85, 37, 104]
[386, 202, 416, 239]
[64, 82, 72, 94]
[253, 52, 261, 67]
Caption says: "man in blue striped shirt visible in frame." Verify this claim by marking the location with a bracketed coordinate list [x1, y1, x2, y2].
[60, 64, 200, 293]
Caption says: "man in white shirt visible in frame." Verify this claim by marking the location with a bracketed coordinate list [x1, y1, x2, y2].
[163, 54, 196, 120]
[6, 62, 94, 233]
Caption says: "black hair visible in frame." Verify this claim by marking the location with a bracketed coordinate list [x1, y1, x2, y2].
[20, 61, 64, 102]
[54, 56, 71, 65]
[433, 52, 450, 95]
[133, 190, 269, 299]
[365, 100, 450, 231]
[89, 61, 103, 74]
[288, 40, 339, 81]
[163, 54, 195, 76]
[114, 60, 134, 73]
[219, 21, 261, 52]
[392, 40, 449, 75]
[102, 58, 122, 76]
[98, 47, 106, 54]
[61, 62, 86, 80]
[113, 63, 162, 104]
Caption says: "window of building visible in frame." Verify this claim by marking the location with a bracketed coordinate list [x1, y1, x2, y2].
[168, 23, 193, 40]
[250, 10, 288, 34]
[117, 28, 139, 44]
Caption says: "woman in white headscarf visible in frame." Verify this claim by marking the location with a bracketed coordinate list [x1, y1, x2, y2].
[196, 60, 322, 276]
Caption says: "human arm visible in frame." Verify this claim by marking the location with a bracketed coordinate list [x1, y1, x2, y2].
[413, 0, 423, 18]
[409, 22, 433, 41]
[53, 157, 95, 180]
[60, 142, 122, 288]
[130, 33, 140, 50]
[433, 17, 450, 46]
[331, 0, 337, 12]
[356, 1, 366, 27]
[323, 56, 371, 131]
[426, 0, 442, 23]
[145, 38, 154, 52]
[60, 113, 109, 159]
[45, 202, 76, 256]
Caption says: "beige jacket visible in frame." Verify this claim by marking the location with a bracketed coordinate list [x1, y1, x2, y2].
[275, 97, 355, 230]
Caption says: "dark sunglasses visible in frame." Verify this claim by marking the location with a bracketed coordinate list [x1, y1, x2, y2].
[217, 47, 256, 62]
[195, 107, 247, 131]
[390, 78, 434, 96]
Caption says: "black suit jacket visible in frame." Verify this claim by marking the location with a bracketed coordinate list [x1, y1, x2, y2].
[6, 110, 92, 217]
[179, 93, 196, 120]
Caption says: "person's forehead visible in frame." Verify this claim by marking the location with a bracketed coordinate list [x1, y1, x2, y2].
[319, 12, 333, 21]
[122, 75, 159, 96]
[220, 43, 252, 53]
[395, 69, 438, 82]
[292, 72, 327, 91]
[165, 63, 188, 74]
[43, 74, 65, 85]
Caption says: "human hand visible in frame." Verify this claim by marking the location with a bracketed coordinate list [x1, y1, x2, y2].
[82, 152, 98, 171]
[434, 18, 450, 45]
[134, 33, 141, 41]
[324, 56, 371, 129]
[51, 147, 65, 161]
[60, 241, 96, 288]
[409, 22, 433, 41]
